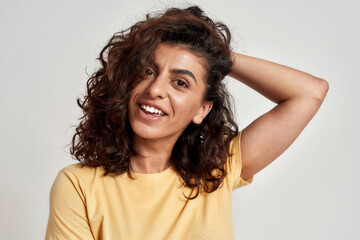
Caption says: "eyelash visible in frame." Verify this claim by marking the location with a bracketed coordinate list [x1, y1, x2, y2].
[145, 68, 155, 76]
[174, 79, 188, 88]
[144, 68, 189, 88]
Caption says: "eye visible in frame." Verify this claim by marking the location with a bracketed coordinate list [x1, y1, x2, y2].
[175, 79, 189, 88]
[145, 68, 155, 76]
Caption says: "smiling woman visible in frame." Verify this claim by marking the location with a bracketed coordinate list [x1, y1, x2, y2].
[65, 6, 239, 198]
[128, 43, 211, 146]
[45, 4, 328, 240]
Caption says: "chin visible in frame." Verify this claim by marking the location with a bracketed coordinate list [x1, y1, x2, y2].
[130, 123, 163, 140]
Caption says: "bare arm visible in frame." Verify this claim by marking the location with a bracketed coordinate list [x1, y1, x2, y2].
[229, 52, 329, 180]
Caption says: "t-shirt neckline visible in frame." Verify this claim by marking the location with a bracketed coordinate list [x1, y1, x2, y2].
[130, 165, 176, 182]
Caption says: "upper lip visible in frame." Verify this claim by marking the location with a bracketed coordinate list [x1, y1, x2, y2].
[137, 100, 169, 115]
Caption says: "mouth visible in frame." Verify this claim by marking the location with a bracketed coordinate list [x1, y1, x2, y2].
[138, 104, 168, 117]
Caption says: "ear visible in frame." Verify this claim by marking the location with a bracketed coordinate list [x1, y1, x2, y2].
[192, 101, 213, 124]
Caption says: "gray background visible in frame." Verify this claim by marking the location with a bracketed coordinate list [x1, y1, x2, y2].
[1, 0, 358, 239]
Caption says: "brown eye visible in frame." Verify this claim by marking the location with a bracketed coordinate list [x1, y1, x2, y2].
[175, 80, 188, 88]
[145, 68, 155, 76]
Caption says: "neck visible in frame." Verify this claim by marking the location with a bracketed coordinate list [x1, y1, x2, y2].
[130, 134, 178, 174]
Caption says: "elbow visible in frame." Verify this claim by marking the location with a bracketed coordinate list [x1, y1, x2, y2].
[312, 78, 329, 102]
[318, 78, 329, 101]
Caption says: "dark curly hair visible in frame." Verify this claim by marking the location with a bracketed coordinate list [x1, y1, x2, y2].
[70, 5, 238, 199]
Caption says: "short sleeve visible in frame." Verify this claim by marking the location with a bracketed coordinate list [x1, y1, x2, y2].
[227, 130, 254, 190]
[45, 168, 95, 240]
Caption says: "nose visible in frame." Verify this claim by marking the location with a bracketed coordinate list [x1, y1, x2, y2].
[146, 73, 168, 99]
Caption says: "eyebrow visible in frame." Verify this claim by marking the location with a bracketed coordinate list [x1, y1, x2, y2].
[151, 62, 198, 85]
[171, 69, 197, 85]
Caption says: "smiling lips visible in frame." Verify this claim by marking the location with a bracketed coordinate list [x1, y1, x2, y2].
[140, 104, 166, 116]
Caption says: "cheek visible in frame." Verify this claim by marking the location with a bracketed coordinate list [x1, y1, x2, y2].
[171, 93, 202, 118]
[131, 79, 149, 94]
[129, 83, 147, 107]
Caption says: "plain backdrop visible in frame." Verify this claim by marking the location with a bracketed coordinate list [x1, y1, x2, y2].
[0, 0, 359, 239]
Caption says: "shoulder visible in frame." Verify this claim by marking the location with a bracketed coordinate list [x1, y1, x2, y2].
[47, 164, 98, 238]
[51, 163, 107, 195]
[225, 130, 254, 190]
[60, 163, 106, 180]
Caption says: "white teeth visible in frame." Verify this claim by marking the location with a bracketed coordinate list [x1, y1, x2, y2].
[140, 104, 165, 116]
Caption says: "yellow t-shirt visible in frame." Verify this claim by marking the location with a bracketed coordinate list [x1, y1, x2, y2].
[45, 131, 253, 240]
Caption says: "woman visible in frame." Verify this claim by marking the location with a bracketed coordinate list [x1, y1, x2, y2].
[45, 5, 328, 240]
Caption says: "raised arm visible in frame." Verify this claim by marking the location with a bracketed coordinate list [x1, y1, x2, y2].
[229, 52, 329, 181]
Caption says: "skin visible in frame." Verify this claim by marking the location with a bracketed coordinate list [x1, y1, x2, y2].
[128, 43, 212, 173]
[229, 53, 329, 180]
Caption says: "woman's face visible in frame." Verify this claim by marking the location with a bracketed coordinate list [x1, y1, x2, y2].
[128, 42, 212, 142]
